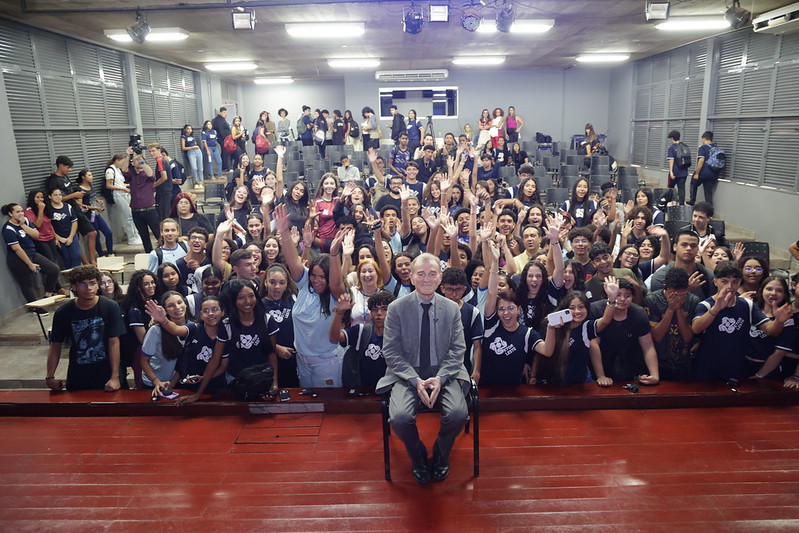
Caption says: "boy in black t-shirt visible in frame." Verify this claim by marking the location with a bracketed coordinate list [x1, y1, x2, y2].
[46, 266, 125, 391]
[330, 290, 396, 390]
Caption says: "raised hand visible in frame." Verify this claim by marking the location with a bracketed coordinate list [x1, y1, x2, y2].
[488, 239, 501, 262]
[439, 174, 452, 192]
[623, 199, 634, 218]
[442, 217, 458, 240]
[604, 275, 619, 304]
[274, 145, 286, 158]
[302, 219, 316, 245]
[687, 271, 706, 293]
[399, 184, 412, 202]
[342, 228, 355, 256]
[647, 225, 667, 237]
[273, 204, 290, 234]
[334, 292, 353, 314]
[367, 147, 378, 163]
[420, 207, 439, 230]
[260, 184, 274, 206]
[621, 219, 633, 238]
[342, 181, 356, 198]
[774, 302, 793, 324]
[290, 225, 300, 247]
[732, 242, 745, 262]
[144, 299, 167, 324]
[477, 220, 495, 242]
[594, 210, 608, 228]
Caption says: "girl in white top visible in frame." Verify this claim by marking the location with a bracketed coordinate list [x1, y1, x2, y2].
[104, 152, 140, 245]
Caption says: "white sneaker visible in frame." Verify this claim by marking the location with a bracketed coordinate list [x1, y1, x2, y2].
[128, 238, 143, 245]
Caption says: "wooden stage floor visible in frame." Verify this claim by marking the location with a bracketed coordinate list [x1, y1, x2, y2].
[2, 406, 799, 532]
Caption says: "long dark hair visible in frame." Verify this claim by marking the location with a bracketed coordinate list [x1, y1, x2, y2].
[124, 269, 157, 311]
[307, 254, 333, 317]
[563, 260, 586, 292]
[156, 262, 186, 298]
[159, 290, 187, 361]
[754, 275, 790, 311]
[547, 290, 589, 384]
[514, 260, 553, 330]
[567, 178, 590, 221]
[26, 190, 44, 211]
[517, 177, 542, 205]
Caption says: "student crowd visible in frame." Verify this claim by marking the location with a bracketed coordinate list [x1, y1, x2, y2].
[2, 104, 797, 399]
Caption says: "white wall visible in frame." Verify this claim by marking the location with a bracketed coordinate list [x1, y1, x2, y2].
[607, 63, 634, 162]
[239, 79, 346, 129]
[342, 67, 612, 146]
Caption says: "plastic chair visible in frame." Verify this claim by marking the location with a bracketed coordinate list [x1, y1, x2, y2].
[545, 188, 570, 207]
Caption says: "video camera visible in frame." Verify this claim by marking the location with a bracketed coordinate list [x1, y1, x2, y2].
[129, 134, 144, 155]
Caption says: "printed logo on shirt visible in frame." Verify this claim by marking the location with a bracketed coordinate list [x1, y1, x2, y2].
[749, 325, 768, 339]
[196, 345, 213, 363]
[52, 211, 68, 222]
[237, 334, 260, 350]
[489, 337, 517, 356]
[364, 343, 382, 361]
[268, 308, 290, 324]
[719, 316, 744, 334]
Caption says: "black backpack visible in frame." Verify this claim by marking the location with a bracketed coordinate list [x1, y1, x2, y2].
[536, 132, 552, 143]
[229, 363, 275, 401]
[674, 142, 692, 169]
[349, 120, 360, 138]
[341, 323, 373, 388]
[154, 241, 188, 264]
[101, 166, 115, 205]
[169, 159, 187, 184]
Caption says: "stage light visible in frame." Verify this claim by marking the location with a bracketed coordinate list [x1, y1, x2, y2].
[403, 4, 424, 34]
[496, 3, 515, 33]
[462, 7, 482, 32]
[645, 2, 670, 21]
[127, 12, 150, 44]
[725, 1, 752, 29]
[231, 8, 256, 30]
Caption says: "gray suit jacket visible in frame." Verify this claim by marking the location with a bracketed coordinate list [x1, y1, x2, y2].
[376, 292, 468, 394]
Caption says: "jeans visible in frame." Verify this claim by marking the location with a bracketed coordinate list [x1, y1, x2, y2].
[112, 190, 140, 243]
[58, 237, 82, 269]
[690, 178, 717, 206]
[672, 176, 687, 204]
[7, 251, 60, 301]
[207, 144, 223, 177]
[92, 213, 114, 255]
[185, 148, 204, 184]
[131, 207, 161, 253]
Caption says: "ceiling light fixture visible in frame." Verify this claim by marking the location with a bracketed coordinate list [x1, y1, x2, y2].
[127, 11, 150, 44]
[204, 62, 258, 72]
[496, 2, 516, 33]
[461, 6, 483, 32]
[285, 23, 365, 38]
[254, 77, 295, 85]
[328, 58, 381, 68]
[575, 53, 631, 63]
[403, 3, 424, 34]
[430, 5, 449, 22]
[452, 56, 506, 66]
[655, 17, 731, 31]
[725, 0, 752, 30]
[645, 2, 670, 21]
[105, 27, 189, 42]
[231, 8, 256, 30]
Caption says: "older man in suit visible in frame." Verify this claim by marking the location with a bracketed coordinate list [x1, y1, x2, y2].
[377, 253, 469, 484]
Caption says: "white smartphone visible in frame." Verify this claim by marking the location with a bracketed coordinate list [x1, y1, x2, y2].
[547, 309, 573, 325]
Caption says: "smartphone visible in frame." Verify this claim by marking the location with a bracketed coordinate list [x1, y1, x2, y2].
[547, 308, 573, 325]
[279, 389, 291, 402]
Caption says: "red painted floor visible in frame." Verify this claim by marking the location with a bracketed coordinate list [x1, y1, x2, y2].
[2, 407, 799, 532]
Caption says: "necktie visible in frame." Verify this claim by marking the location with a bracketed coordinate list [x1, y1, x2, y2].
[420, 302, 432, 374]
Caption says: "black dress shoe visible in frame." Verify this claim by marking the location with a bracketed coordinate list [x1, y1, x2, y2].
[411, 443, 431, 484]
[431, 442, 450, 482]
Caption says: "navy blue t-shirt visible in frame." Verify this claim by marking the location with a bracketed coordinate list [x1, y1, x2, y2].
[217, 316, 278, 378]
[263, 297, 295, 348]
[341, 324, 386, 390]
[202, 129, 218, 148]
[182, 134, 198, 149]
[481, 313, 542, 386]
[49, 203, 76, 238]
[3, 220, 37, 257]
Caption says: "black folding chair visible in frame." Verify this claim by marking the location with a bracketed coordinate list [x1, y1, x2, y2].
[381, 379, 479, 481]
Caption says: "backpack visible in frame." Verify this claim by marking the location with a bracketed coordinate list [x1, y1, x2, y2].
[223, 134, 237, 154]
[341, 323, 373, 389]
[101, 166, 115, 205]
[296, 116, 306, 138]
[349, 121, 360, 138]
[536, 132, 552, 143]
[154, 240, 188, 265]
[705, 145, 726, 171]
[674, 142, 691, 169]
[169, 159, 186, 184]
[228, 363, 275, 401]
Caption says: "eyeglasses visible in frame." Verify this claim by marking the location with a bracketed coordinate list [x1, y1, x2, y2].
[189, 235, 205, 241]
[222, 247, 232, 252]
[623, 250, 640, 259]
[744, 267, 764, 273]
[100, 281, 114, 287]
[201, 307, 221, 314]
[497, 305, 517, 313]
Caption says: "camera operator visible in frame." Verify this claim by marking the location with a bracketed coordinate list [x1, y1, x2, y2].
[123, 147, 160, 253]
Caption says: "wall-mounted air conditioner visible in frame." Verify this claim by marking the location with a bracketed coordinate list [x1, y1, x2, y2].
[752, 2, 799, 35]
[375, 69, 449, 82]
